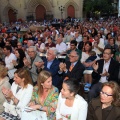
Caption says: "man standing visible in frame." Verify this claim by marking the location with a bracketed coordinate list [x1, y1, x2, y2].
[88, 48, 119, 102]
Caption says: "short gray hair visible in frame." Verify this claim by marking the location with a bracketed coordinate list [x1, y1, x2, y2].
[70, 50, 80, 58]
[28, 46, 37, 52]
[48, 47, 58, 56]
[27, 40, 34, 46]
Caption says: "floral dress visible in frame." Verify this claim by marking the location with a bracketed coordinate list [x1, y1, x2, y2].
[31, 86, 59, 120]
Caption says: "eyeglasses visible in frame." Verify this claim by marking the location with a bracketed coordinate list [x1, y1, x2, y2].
[100, 91, 113, 97]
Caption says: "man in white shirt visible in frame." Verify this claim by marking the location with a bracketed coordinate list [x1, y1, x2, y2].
[56, 37, 67, 54]
[70, 27, 76, 37]
[3, 46, 17, 70]
[92, 35, 104, 56]
[3, 46, 17, 83]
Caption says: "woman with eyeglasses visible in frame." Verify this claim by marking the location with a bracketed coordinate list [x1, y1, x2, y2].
[87, 81, 120, 120]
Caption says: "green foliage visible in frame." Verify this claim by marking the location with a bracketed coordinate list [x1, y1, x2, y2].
[83, 0, 114, 16]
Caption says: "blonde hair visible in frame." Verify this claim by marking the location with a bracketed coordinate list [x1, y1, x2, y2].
[0, 65, 8, 78]
[37, 70, 51, 96]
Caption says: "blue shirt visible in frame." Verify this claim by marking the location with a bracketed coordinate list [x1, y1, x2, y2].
[47, 60, 54, 69]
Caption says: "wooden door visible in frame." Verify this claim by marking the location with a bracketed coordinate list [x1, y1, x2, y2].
[67, 5, 75, 18]
[8, 9, 16, 23]
[35, 5, 46, 21]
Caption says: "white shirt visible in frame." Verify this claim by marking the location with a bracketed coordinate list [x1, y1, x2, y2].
[56, 42, 67, 53]
[81, 52, 89, 63]
[12, 36, 17, 40]
[92, 41, 105, 55]
[6, 82, 33, 117]
[76, 35, 82, 43]
[99, 59, 111, 83]
[60, 103, 72, 120]
[64, 35, 73, 43]
[35, 43, 45, 50]
[5, 53, 17, 70]
[99, 38, 105, 45]
[56, 93, 88, 120]
[11, 82, 33, 109]
[70, 32, 76, 37]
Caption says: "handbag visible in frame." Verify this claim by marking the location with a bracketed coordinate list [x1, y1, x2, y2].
[3, 101, 21, 117]
[21, 108, 47, 120]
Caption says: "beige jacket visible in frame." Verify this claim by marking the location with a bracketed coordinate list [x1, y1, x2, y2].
[0, 77, 11, 114]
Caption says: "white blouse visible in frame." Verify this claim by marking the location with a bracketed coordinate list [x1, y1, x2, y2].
[81, 52, 89, 63]
[10, 82, 33, 109]
[56, 93, 88, 120]
[60, 102, 72, 120]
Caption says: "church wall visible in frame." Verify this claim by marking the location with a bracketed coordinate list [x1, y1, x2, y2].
[0, 0, 83, 23]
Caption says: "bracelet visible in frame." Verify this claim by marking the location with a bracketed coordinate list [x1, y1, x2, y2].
[39, 106, 43, 111]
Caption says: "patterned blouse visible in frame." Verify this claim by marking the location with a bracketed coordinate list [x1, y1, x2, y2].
[31, 86, 59, 120]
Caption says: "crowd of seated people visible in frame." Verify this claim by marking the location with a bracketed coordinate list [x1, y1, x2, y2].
[0, 17, 119, 119]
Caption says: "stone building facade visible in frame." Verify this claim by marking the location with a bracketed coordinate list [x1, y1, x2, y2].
[0, 0, 83, 23]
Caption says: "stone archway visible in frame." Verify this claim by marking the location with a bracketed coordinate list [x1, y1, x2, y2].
[35, 5, 46, 21]
[26, 0, 52, 21]
[8, 9, 16, 23]
[2, 3, 17, 23]
[67, 5, 75, 18]
[64, 0, 79, 18]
